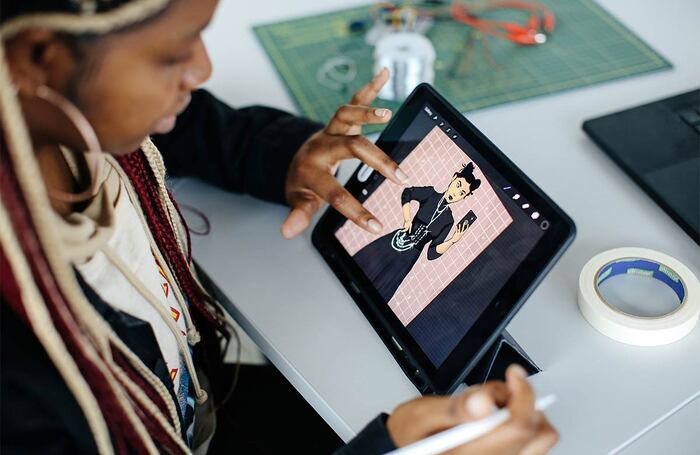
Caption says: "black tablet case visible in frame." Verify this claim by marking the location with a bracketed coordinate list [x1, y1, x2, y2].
[311, 84, 573, 392]
[463, 330, 540, 384]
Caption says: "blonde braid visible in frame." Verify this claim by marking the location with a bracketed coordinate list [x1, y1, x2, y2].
[0, 43, 189, 453]
[108, 332, 183, 434]
[0, 203, 115, 455]
[141, 139, 189, 257]
[0, 0, 172, 39]
[108, 359, 189, 453]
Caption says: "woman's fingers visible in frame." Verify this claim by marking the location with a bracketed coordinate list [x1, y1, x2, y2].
[472, 365, 539, 455]
[326, 105, 392, 135]
[281, 70, 397, 238]
[280, 193, 321, 239]
[505, 365, 537, 424]
[385, 369, 557, 455]
[309, 173, 383, 234]
[519, 417, 560, 455]
[388, 382, 509, 448]
[472, 381, 510, 409]
[351, 67, 390, 106]
[336, 135, 409, 185]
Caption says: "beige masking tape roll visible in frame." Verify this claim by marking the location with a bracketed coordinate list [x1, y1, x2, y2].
[578, 248, 700, 346]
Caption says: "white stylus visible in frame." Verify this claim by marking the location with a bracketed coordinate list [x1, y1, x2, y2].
[386, 394, 557, 455]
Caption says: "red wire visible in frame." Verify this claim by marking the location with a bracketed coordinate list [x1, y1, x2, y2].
[449, 0, 555, 46]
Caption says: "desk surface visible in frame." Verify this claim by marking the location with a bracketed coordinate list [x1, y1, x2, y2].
[172, 1, 700, 453]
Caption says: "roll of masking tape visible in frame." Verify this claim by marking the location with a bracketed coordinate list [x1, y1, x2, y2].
[578, 248, 700, 346]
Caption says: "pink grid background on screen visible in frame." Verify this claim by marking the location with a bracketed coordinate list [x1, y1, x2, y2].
[335, 126, 513, 326]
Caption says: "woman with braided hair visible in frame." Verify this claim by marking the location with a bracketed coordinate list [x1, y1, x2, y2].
[0, 1, 558, 453]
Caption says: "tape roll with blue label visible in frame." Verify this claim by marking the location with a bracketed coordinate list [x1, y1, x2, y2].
[578, 248, 700, 346]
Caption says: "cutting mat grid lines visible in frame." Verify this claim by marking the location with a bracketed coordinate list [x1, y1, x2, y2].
[335, 127, 512, 326]
[254, 0, 670, 131]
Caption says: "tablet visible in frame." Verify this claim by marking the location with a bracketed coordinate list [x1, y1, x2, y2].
[312, 84, 575, 394]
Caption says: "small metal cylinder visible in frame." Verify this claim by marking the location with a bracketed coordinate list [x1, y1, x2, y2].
[374, 32, 436, 102]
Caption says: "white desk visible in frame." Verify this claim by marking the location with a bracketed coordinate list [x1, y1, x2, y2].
[618, 395, 700, 455]
[172, 1, 700, 453]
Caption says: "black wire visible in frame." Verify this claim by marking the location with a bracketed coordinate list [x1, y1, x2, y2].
[179, 203, 211, 236]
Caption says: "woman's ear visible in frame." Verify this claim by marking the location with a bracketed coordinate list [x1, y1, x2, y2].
[4, 30, 74, 97]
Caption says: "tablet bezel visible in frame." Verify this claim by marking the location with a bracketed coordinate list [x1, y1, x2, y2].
[312, 84, 575, 393]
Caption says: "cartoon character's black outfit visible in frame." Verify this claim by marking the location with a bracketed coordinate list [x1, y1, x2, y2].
[353, 186, 454, 302]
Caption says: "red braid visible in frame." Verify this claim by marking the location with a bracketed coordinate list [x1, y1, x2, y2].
[110, 348, 187, 452]
[0, 145, 183, 454]
[167, 190, 193, 264]
[116, 150, 224, 333]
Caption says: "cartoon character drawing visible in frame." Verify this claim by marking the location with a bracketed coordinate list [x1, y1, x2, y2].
[353, 162, 482, 302]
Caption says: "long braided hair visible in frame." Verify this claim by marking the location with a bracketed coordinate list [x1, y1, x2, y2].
[0, 1, 228, 453]
[117, 149, 225, 332]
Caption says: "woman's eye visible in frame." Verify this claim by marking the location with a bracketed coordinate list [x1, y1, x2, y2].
[162, 52, 192, 66]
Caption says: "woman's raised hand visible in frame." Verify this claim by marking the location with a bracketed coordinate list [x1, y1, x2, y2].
[280, 69, 410, 239]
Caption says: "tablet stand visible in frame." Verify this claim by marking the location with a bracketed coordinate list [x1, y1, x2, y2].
[463, 330, 540, 385]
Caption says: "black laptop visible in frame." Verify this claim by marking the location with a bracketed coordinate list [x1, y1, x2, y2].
[583, 89, 700, 244]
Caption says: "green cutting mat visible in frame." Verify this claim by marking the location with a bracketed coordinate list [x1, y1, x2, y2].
[254, 1, 670, 131]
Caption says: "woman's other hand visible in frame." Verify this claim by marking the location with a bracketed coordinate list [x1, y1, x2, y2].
[281, 68, 410, 239]
[386, 365, 559, 454]
[402, 219, 413, 233]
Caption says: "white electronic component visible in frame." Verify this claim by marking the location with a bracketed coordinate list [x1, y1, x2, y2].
[374, 32, 435, 102]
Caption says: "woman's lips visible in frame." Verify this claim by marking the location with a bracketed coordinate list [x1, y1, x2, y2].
[152, 95, 192, 135]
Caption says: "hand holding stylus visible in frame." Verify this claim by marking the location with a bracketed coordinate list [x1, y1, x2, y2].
[386, 365, 559, 455]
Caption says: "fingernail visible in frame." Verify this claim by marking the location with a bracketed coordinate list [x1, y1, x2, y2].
[394, 167, 409, 184]
[374, 108, 390, 117]
[281, 223, 298, 239]
[465, 392, 493, 417]
[509, 364, 527, 379]
[280, 225, 293, 239]
[367, 219, 383, 234]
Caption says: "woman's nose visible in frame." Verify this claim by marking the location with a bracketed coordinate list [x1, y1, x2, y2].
[182, 69, 204, 90]
[182, 40, 212, 90]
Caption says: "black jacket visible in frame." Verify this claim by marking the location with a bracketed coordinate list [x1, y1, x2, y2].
[0, 90, 396, 454]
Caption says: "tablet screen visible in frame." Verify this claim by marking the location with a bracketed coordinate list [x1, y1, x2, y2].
[334, 104, 548, 367]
